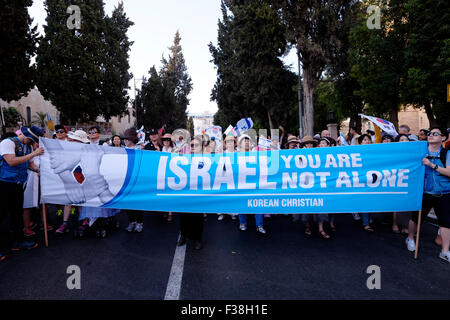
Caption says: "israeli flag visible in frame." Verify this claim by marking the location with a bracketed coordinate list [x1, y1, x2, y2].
[234, 118, 253, 136]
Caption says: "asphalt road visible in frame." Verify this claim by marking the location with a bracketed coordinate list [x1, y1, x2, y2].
[0, 210, 448, 300]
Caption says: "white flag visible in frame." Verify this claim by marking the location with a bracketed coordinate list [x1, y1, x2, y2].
[359, 114, 398, 138]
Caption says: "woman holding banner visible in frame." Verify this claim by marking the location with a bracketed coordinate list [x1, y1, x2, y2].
[217, 135, 238, 222]
[406, 127, 450, 263]
[123, 128, 145, 233]
[357, 134, 375, 233]
[177, 135, 205, 250]
[237, 135, 267, 235]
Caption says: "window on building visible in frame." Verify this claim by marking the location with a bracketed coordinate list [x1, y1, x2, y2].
[26, 107, 31, 125]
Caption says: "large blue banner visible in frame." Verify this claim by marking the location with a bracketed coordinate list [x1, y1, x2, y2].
[40, 138, 427, 214]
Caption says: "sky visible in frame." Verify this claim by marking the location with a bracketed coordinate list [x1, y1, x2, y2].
[29, 0, 298, 116]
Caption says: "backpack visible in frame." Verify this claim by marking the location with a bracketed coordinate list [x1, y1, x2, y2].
[440, 145, 449, 168]
[428, 145, 449, 168]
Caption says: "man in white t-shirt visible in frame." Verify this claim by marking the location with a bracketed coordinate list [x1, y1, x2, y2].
[0, 127, 44, 262]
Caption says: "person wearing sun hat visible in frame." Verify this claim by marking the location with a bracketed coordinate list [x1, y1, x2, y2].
[300, 135, 318, 148]
[0, 126, 44, 261]
[217, 133, 238, 221]
[67, 130, 90, 144]
[285, 135, 300, 149]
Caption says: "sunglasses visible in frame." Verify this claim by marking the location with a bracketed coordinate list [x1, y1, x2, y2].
[427, 132, 443, 137]
[162, 138, 171, 142]
[88, 131, 98, 134]
[56, 130, 66, 134]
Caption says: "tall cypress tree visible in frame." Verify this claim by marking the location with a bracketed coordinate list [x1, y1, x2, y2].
[101, 1, 134, 121]
[160, 31, 193, 129]
[210, 0, 298, 132]
[37, 0, 133, 123]
[135, 67, 178, 132]
[0, 0, 39, 102]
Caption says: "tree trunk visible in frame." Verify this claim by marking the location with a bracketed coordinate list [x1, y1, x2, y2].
[424, 101, 437, 127]
[389, 107, 399, 130]
[267, 111, 273, 130]
[302, 70, 315, 137]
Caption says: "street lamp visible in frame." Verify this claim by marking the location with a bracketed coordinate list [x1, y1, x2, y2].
[327, 110, 336, 123]
[327, 110, 338, 139]
[297, 51, 304, 139]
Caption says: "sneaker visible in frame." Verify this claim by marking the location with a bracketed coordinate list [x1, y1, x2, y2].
[231, 215, 237, 220]
[405, 237, 416, 252]
[24, 227, 36, 237]
[217, 214, 224, 221]
[55, 223, 69, 234]
[439, 251, 450, 263]
[177, 236, 187, 246]
[126, 222, 136, 232]
[47, 225, 54, 232]
[352, 213, 361, 221]
[0, 253, 5, 262]
[256, 226, 267, 234]
[194, 240, 203, 250]
[239, 224, 247, 231]
[134, 223, 143, 233]
[11, 241, 38, 252]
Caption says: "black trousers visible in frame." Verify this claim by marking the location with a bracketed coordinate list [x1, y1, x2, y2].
[180, 213, 203, 241]
[126, 210, 143, 224]
[412, 193, 450, 228]
[0, 181, 24, 254]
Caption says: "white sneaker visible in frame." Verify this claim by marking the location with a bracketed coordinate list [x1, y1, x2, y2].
[352, 213, 361, 221]
[134, 223, 143, 233]
[256, 226, 266, 234]
[231, 214, 237, 220]
[217, 214, 224, 221]
[239, 224, 247, 231]
[405, 237, 416, 252]
[439, 251, 450, 263]
[126, 222, 136, 232]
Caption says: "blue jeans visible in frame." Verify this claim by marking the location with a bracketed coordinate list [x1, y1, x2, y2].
[239, 214, 263, 227]
[361, 213, 371, 226]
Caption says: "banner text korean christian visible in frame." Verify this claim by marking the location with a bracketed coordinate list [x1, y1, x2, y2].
[39, 138, 427, 214]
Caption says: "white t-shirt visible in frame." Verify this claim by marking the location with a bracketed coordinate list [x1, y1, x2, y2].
[0, 139, 17, 156]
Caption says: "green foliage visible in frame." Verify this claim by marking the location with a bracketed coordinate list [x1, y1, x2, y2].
[401, 0, 450, 127]
[277, 0, 354, 136]
[31, 111, 47, 128]
[349, 0, 449, 127]
[160, 31, 193, 130]
[2, 107, 23, 128]
[209, 0, 298, 132]
[0, 0, 39, 102]
[135, 67, 178, 132]
[36, 0, 133, 123]
[136, 32, 192, 133]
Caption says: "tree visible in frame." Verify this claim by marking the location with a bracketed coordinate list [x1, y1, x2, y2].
[160, 31, 193, 129]
[2, 107, 23, 128]
[0, 0, 39, 102]
[101, 1, 134, 121]
[37, 0, 134, 123]
[186, 116, 195, 137]
[277, 0, 352, 136]
[210, 0, 298, 132]
[135, 67, 178, 132]
[32, 111, 47, 128]
[401, 0, 450, 127]
[349, 0, 408, 127]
